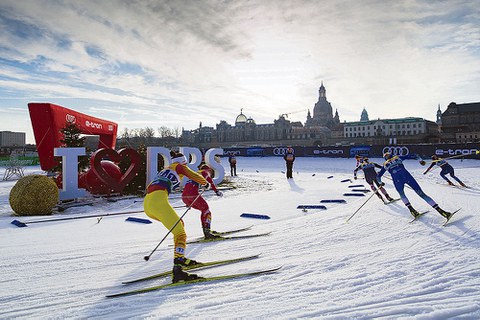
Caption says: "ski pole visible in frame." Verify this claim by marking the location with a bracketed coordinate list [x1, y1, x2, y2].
[423, 152, 476, 166]
[346, 188, 379, 223]
[143, 189, 205, 261]
[11, 210, 145, 227]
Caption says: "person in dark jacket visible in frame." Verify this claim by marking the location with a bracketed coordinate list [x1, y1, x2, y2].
[228, 154, 237, 176]
[284, 147, 295, 179]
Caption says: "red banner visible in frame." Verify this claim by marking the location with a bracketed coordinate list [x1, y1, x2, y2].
[28, 103, 118, 170]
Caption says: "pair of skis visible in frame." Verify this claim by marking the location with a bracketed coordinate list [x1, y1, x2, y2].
[179, 225, 271, 245]
[409, 208, 461, 226]
[107, 227, 278, 298]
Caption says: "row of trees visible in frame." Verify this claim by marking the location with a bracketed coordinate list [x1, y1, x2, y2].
[119, 126, 183, 147]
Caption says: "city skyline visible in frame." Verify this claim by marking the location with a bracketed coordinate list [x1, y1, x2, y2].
[1, 0, 479, 144]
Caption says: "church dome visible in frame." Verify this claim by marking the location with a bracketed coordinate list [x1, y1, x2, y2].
[235, 109, 248, 125]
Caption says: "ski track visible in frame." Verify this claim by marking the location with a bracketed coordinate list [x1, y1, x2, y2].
[0, 158, 479, 318]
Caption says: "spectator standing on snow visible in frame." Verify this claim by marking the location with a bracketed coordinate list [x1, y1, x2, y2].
[284, 147, 295, 179]
[228, 154, 237, 176]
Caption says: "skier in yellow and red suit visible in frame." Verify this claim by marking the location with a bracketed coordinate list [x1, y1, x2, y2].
[144, 151, 210, 283]
[182, 164, 223, 240]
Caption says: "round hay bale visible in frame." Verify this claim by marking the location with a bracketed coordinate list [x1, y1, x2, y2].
[9, 174, 59, 216]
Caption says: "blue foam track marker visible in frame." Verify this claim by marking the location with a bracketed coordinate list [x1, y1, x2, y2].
[327, 176, 334, 179]
[320, 199, 347, 203]
[341, 179, 352, 183]
[125, 217, 152, 224]
[240, 213, 270, 220]
[11, 219, 27, 227]
[297, 205, 327, 210]
[348, 185, 365, 188]
[351, 189, 370, 193]
[343, 193, 365, 197]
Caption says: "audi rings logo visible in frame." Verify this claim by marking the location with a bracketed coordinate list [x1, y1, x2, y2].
[66, 114, 76, 124]
[273, 147, 290, 156]
[382, 146, 410, 156]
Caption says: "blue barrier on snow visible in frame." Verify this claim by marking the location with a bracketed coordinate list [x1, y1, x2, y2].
[125, 217, 152, 224]
[343, 193, 365, 197]
[240, 213, 270, 220]
[320, 199, 347, 203]
[297, 205, 327, 210]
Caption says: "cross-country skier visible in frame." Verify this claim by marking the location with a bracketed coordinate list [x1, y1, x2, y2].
[423, 155, 467, 187]
[376, 152, 453, 220]
[284, 147, 295, 179]
[182, 164, 223, 239]
[144, 151, 210, 283]
[354, 157, 394, 203]
[354, 154, 363, 166]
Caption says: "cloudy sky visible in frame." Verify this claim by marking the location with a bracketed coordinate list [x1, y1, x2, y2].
[1, 0, 479, 144]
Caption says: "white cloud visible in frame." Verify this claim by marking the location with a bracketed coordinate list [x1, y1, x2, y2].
[0, 0, 479, 144]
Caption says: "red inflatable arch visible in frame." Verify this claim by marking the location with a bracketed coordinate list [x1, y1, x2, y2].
[28, 103, 118, 171]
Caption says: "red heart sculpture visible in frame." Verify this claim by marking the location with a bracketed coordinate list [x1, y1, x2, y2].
[90, 148, 142, 194]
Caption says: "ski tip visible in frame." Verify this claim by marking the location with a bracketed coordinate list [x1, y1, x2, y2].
[442, 208, 461, 226]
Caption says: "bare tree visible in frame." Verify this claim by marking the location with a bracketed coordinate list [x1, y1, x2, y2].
[158, 126, 173, 139]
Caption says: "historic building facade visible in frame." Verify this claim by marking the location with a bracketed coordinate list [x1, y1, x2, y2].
[343, 117, 439, 144]
[182, 84, 480, 148]
[184, 83, 342, 148]
[439, 102, 480, 143]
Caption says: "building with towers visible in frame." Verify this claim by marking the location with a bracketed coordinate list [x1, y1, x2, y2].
[305, 82, 341, 129]
[183, 83, 342, 148]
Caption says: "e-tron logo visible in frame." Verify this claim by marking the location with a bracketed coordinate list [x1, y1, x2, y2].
[314, 149, 344, 155]
[86, 120, 103, 129]
[435, 149, 477, 156]
[382, 146, 409, 156]
[273, 147, 290, 156]
[66, 114, 76, 123]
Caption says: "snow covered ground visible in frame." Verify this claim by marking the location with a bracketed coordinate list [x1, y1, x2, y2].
[1, 157, 479, 319]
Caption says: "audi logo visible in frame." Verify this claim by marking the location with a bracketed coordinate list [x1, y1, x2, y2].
[382, 146, 410, 156]
[273, 147, 290, 156]
[66, 114, 76, 123]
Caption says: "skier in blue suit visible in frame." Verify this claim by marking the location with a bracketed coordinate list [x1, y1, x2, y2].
[423, 155, 467, 187]
[376, 152, 453, 220]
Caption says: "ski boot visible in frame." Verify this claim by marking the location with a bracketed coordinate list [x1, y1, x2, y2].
[434, 206, 451, 219]
[203, 227, 222, 240]
[172, 257, 202, 283]
[407, 205, 420, 218]
[459, 182, 467, 187]
[386, 195, 394, 202]
[447, 181, 454, 186]
[173, 256, 199, 267]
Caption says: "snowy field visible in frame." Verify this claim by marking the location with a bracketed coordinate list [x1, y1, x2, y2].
[1, 157, 479, 319]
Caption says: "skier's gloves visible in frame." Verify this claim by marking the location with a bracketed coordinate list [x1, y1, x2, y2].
[354, 176, 357, 180]
[203, 182, 211, 190]
[419, 160, 426, 166]
[379, 182, 385, 187]
[216, 191, 223, 197]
